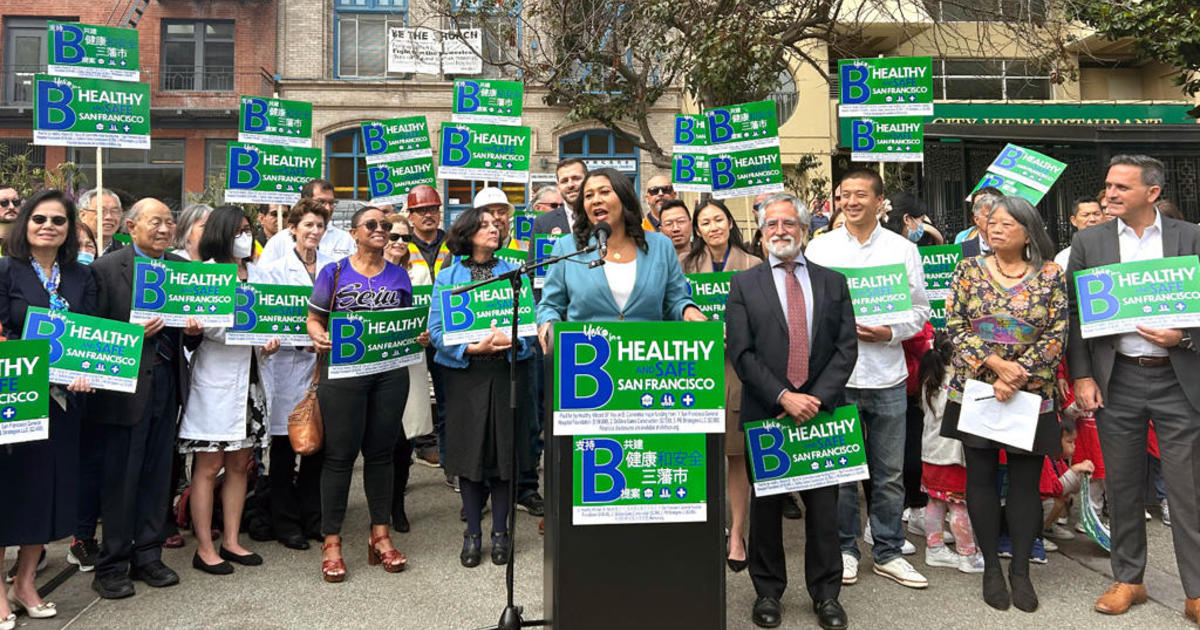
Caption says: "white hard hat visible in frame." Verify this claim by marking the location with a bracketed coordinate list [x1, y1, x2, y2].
[473, 187, 514, 213]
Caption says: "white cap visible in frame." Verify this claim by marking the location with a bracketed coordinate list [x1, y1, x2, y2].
[473, 187, 514, 213]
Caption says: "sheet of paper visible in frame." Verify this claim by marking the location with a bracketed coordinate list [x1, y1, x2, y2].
[958, 378, 1041, 452]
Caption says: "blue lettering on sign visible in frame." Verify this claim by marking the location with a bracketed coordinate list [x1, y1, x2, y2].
[674, 154, 697, 183]
[850, 119, 876, 151]
[51, 24, 86, 64]
[1076, 273, 1120, 323]
[980, 173, 1006, 189]
[228, 147, 261, 189]
[707, 109, 733, 144]
[455, 80, 482, 113]
[840, 64, 870, 104]
[24, 312, 65, 364]
[231, 286, 257, 332]
[514, 215, 534, 242]
[362, 123, 388, 156]
[533, 236, 555, 277]
[330, 318, 365, 364]
[994, 146, 1024, 170]
[241, 98, 270, 133]
[674, 117, 696, 145]
[133, 263, 167, 310]
[747, 426, 790, 481]
[36, 80, 76, 131]
[710, 156, 735, 191]
[559, 331, 614, 409]
[441, 290, 475, 332]
[581, 437, 625, 503]
[441, 126, 472, 167]
[367, 165, 392, 198]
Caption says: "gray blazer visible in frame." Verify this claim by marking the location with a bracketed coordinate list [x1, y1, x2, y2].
[1066, 217, 1200, 412]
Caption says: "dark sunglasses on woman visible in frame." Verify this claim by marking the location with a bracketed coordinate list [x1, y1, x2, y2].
[388, 232, 413, 242]
[359, 219, 393, 233]
[31, 215, 68, 226]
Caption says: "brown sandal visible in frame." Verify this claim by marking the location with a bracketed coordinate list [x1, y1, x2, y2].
[368, 533, 407, 573]
[321, 541, 346, 583]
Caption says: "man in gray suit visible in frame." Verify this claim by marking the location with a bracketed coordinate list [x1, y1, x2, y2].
[1066, 154, 1200, 622]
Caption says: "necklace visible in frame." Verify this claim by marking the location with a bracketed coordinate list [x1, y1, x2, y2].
[994, 257, 1028, 280]
[613, 251, 623, 261]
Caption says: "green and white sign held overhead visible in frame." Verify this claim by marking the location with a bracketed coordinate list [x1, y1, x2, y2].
[238, 96, 313, 148]
[451, 79, 524, 126]
[438, 122, 531, 183]
[21, 308, 143, 394]
[709, 145, 785, 200]
[48, 22, 139, 82]
[367, 156, 437, 206]
[838, 56, 934, 117]
[0, 340, 50, 445]
[33, 75, 150, 149]
[361, 116, 432, 165]
[832, 263, 915, 326]
[672, 114, 711, 193]
[573, 433, 709, 525]
[703, 100, 780, 153]
[973, 143, 1067, 205]
[745, 406, 869, 495]
[919, 244, 962, 300]
[849, 117, 924, 163]
[1074, 256, 1200, 338]
[224, 142, 323, 205]
[130, 258, 238, 327]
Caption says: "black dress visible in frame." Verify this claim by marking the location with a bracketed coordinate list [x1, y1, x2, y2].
[0, 257, 97, 545]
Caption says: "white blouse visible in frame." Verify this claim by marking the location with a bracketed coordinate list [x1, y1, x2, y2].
[603, 258, 638, 311]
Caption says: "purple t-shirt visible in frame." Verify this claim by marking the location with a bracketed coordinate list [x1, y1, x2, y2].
[308, 258, 413, 313]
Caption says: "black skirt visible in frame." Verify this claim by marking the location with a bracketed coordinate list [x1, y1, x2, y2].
[940, 399, 1061, 457]
[442, 356, 534, 482]
[0, 392, 81, 545]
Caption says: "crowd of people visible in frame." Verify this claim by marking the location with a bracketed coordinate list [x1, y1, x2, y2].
[0, 152, 1197, 630]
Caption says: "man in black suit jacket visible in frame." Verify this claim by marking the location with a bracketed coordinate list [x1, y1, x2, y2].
[726, 194, 858, 630]
[89, 198, 201, 599]
[531, 158, 587, 238]
[1066, 155, 1200, 620]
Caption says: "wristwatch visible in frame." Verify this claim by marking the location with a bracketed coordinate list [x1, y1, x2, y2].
[1181, 332, 1196, 352]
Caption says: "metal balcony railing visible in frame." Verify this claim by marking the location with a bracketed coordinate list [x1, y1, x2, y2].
[2, 64, 276, 107]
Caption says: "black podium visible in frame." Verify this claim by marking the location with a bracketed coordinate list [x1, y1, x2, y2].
[542, 356, 726, 629]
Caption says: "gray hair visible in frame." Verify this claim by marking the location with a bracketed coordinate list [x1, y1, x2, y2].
[988, 195, 1056, 273]
[756, 192, 811, 230]
[174, 203, 213, 250]
[972, 193, 1001, 218]
[77, 187, 121, 212]
[530, 184, 560, 208]
[1109, 154, 1165, 189]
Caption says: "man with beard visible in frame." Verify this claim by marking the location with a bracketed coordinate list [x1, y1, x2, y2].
[533, 159, 586, 237]
[0, 186, 19, 252]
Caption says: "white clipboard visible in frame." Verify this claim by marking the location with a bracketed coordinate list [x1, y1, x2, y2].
[958, 378, 1041, 452]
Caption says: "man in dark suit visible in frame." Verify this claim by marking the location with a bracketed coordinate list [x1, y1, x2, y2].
[1067, 155, 1200, 622]
[726, 193, 858, 629]
[531, 158, 586, 237]
[957, 187, 1001, 258]
[89, 198, 202, 599]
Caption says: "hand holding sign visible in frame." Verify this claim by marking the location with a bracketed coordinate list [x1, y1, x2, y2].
[469, 322, 511, 354]
[1135, 325, 1184, 348]
[777, 392, 821, 424]
[140, 316, 166, 338]
[262, 337, 281, 357]
[67, 375, 95, 393]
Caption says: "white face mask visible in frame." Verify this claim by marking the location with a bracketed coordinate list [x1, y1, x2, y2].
[232, 232, 254, 259]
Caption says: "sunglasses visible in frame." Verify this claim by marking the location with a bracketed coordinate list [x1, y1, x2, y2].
[358, 219, 393, 233]
[648, 186, 674, 196]
[31, 214, 68, 226]
[539, 202, 563, 211]
[388, 232, 412, 242]
[0, 199, 21, 208]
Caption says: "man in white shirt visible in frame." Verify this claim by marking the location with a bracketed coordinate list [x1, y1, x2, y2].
[805, 169, 932, 591]
[258, 179, 356, 265]
[1053, 197, 1105, 270]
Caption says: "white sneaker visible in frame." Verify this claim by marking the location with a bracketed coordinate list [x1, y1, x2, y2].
[842, 553, 859, 585]
[1075, 521, 1088, 534]
[862, 523, 873, 545]
[873, 557, 928, 589]
[924, 545, 959, 569]
[902, 539, 917, 555]
[1042, 538, 1059, 553]
[865, 522, 915, 554]
[906, 514, 926, 537]
[902, 507, 913, 523]
[943, 528, 955, 545]
[958, 552, 985, 574]
[1044, 523, 1075, 540]
[1145, 509, 1152, 521]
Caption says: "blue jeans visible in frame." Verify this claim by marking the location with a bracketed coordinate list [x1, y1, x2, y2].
[838, 383, 907, 563]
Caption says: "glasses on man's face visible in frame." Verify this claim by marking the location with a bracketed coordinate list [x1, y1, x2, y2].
[660, 219, 689, 230]
[648, 186, 674, 196]
[409, 207, 439, 215]
[358, 219, 393, 233]
[763, 218, 800, 232]
[0, 198, 21, 208]
[31, 214, 68, 226]
[100, 206, 122, 216]
[538, 202, 563, 211]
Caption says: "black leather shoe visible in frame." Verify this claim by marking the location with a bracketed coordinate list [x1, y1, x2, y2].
[192, 553, 234, 575]
[219, 547, 263, 566]
[278, 534, 310, 550]
[393, 505, 411, 533]
[461, 533, 482, 568]
[813, 599, 848, 630]
[491, 531, 511, 565]
[752, 596, 782, 628]
[129, 560, 180, 588]
[782, 495, 803, 520]
[92, 572, 135, 599]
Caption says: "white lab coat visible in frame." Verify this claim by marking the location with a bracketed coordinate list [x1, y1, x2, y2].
[258, 225, 356, 267]
[257, 248, 333, 436]
[179, 262, 272, 443]
[403, 263, 434, 439]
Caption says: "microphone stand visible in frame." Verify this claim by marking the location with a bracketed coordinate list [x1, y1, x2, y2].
[452, 241, 602, 630]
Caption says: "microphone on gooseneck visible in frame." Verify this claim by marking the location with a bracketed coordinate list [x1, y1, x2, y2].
[592, 221, 612, 258]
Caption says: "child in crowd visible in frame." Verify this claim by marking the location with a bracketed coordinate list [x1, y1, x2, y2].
[1040, 418, 1094, 539]
[917, 334, 983, 573]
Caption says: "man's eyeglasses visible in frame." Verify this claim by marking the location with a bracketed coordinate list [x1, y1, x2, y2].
[648, 186, 674, 196]
[409, 206, 440, 215]
[0, 199, 21, 208]
[31, 214, 68, 226]
[660, 219, 689, 230]
[358, 219, 393, 233]
[537, 202, 563, 211]
[763, 219, 800, 231]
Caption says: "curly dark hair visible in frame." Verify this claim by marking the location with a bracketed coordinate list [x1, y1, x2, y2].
[4, 189, 80, 266]
[683, 199, 750, 272]
[287, 197, 331, 227]
[446, 205, 496, 257]
[571, 168, 647, 252]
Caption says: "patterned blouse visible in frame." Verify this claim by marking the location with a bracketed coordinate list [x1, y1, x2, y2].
[945, 256, 1067, 401]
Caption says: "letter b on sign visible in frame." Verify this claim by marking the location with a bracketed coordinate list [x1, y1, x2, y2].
[747, 426, 790, 482]
[456, 81, 481, 113]
[581, 438, 625, 503]
[441, 127, 472, 167]
[231, 286, 257, 332]
[24, 312, 65, 364]
[242, 98, 269, 133]
[558, 331, 614, 409]
[51, 24, 85, 64]
[330, 318, 365, 365]
[994, 146, 1024, 170]
[362, 123, 388, 156]
[367, 166, 393, 199]
[674, 117, 696, 145]
[850, 120, 876, 152]
[840, 64, 870, 104]
[36, 80, 76, 131]
[441, 290, 475, 333]
[674, 155, 697, 184]
[707, 109, 733, 144]
[710, 157, 735, 192]
[228, 147, 261, 190]
[1076, 273, 1119, 323]
[133, 264, 167, 311]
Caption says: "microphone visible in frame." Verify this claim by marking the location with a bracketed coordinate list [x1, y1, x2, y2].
[592, 221, 612, 258]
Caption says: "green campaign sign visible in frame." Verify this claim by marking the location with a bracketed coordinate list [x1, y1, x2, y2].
[228, 283, 312, 346]
[837, 56, 934, 117]
[238, 96, 313, 148]
[1074, 256, 1200, 338]
[438, 277, 536, 345]
[685, 272, 736, 320]
[920, 244, 962, 300]
[328, 308, 427, 379]
[849, 117, 924, 163]
[130, 258, 238, 326]
[930, 298, 947, 330]
[745, 405, 869, 495]
[0, 340, 50, 445]
[33, 75, 150, 149]
[411, 284, 433, 313]
[553, 321, 725, 435]
[366, 156, 436, 205]
[672, 114, 711, 193]
[832, 263, 914, 326]
[512, 211, 537, 244]
[438, 122, 531, 183]
[709, 145, 784, 200]
[361, 116, 432, 165]
[703, 100, 780, 152]
[22, 307, 144, 393]
[531, 234, 563, 288]
[224, 142, 323, 205]
[572, 433, 708, 525]
[451, 79, 524, 126]
[973, 143, 1067, 205]
[48, 22, 139, 82]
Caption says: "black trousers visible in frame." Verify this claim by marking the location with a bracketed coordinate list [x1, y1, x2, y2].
[96, 363, 178, 576]
[268, 436, 324, 538]
[747, 457, 842, 602]
[904, 395, 927, 508]
[75, 417, 104, 541]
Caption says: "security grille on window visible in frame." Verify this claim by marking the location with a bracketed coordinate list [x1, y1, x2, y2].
[161, 21, 234, 91]
[933, 59, 1051, 100]
[923, 0, 1046, 22]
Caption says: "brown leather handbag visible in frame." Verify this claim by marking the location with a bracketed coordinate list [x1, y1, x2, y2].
[288, 261, 340, 455]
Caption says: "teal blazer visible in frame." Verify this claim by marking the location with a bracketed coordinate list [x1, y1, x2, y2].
[536, 230, 696, 324]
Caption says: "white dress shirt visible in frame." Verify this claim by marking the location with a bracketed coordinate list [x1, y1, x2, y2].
[1053, 246, 1071, 272]
[805, 223, 932, 389]
[258, 225, 357, 267]
[1115, 211, 1168, 357]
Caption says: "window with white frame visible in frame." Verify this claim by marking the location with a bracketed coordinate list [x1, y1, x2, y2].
[933, 58, 1051, 100]
[335, 0, 409, 78]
